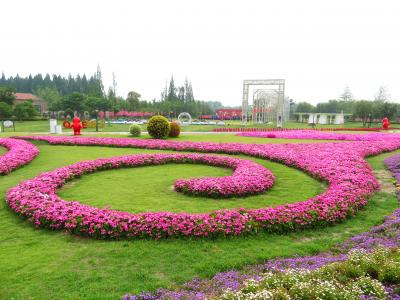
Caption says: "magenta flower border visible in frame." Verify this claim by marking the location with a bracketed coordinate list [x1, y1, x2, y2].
[237, 130, 400, 141]
[0, 138, 39, 175]
[9, 135, 400, 239]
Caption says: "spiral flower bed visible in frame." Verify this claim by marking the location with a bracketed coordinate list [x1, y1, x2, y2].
[6, 153, 274, 239]
[7, 135, 400, 240]
[0, 138, 39, 175]
[237, 130, 400, 141]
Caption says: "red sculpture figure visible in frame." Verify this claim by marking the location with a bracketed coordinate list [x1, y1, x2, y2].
[71, 116, 83, 135]
[382, 117, 390, 130]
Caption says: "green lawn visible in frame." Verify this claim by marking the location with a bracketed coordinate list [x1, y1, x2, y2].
[0, 137, 398, 299]
[58, 151, 325, 213]
[4, 120, 388, 133]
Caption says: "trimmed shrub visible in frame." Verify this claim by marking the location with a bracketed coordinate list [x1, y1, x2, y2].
[169, 122, 181, 138]
[129, 124, 141, 137]
[147, 115, 170, 139]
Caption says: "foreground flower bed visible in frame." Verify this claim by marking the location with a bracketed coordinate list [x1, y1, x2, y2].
[9, 135, 400, 240]
[123, 154, 400, 300]
[0, 138, 39, 174]
[237, 130, 400, 141]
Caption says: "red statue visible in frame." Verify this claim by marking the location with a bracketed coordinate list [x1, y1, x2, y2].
[382, 117, 390, 130]
[71, 116, 83, 135]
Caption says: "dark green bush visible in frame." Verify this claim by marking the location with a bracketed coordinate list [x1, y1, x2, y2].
[168, 122, 181, 138]
[147, 115, 170, 139]
[129, 124, 142, 137]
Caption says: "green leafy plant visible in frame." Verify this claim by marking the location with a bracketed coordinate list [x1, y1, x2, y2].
[168, 122, 181, 138]
[129, 124, 141, 137]
[147, 115, 170, 139]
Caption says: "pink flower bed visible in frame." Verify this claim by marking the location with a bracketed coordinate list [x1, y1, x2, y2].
[237, 130, 400, 141]
[173, 155, 274, 197]
[0, 138, 39, 174]
[8, 135, 400, 239]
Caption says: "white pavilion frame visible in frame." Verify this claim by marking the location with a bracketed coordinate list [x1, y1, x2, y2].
[241, 79, 286, 125]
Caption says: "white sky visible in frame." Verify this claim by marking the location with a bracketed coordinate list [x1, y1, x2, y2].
[1, 0, 400, 106]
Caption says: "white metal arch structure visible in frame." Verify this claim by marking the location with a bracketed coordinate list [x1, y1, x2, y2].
[242, 79, 285, 125]
[177, 112, 192, 125]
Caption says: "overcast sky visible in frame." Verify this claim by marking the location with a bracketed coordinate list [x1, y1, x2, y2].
[1, 0, 400, 106]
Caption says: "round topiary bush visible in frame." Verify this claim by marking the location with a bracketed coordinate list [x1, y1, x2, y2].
[129, 124, 142, 137]
[147, 115, 170, 139]
[169, 122, 181, 138]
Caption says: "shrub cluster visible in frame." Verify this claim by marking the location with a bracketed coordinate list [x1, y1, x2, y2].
[168, 122, 181, 138]
[220, 247, 399, 300]
[147, 115, 170, 139]
[129, 124, 141, 137]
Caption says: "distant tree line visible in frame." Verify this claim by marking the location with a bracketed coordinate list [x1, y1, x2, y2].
[295, 99, 399, 126]
[293, 85, 400, 126]
[0, 69, 221, 119]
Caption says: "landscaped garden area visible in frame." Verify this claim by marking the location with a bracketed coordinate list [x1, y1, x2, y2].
[1, 128, 400, 299]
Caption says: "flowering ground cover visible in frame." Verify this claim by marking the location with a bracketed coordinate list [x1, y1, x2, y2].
[237, 130, 400, 141]
[0, 137, 398, 299]
[9, 135, 400, 240]
[6, 153, 275, 239]
[0, 138, 39, 174]
[123, 153, 400, 299]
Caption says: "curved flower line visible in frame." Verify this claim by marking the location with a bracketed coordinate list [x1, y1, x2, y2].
[9, 135, 400, 240]
[0, 138, 39, 175]
[172, 155, 274, 197]
[123, 153, 400, 300]
[237, 130, 400, 141]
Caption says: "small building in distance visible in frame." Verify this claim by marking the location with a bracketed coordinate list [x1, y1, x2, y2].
[295, 112, 352, 125]
[14, 93, 48, 114]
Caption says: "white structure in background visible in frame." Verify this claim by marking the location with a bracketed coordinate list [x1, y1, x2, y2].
[49, 119, 63, 134]
[301, 112, 348, 125]
[334, 112, 345, 125]
[49, 119, 57, 133]
[177, 112, 192, 126]
[318, 114, 327, 124]
[241, 79, 288, 126]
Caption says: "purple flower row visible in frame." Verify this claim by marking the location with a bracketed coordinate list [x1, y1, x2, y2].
[0, 138, 39, 175]
[237, 130, 400, 141]
[10, 135, 400, 240]
[122, 153, 400, 300]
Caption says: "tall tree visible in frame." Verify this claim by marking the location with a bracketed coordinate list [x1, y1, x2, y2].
[375, 85, 390, 102]
[295, 102, 315, 113]
[354, 100, 374, 126]
[167, 76, 177, 101]
[95, 64, 105, 96]
[340, 85, 353, 101]
[62, 92, 87, 112]
[0, 86, 16, 105]
[178, 86, 185, 101]
[126, 91, 141, 111]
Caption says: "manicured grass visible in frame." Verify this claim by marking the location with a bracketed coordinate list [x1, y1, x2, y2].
[0, 140, 398, 299]
[0, 146, 6, 155]
[58, 151, 325, 213]
[6, 120, 387, 133]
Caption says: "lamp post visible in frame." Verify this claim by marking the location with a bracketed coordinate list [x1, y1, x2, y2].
[95, 109, 99, 132]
